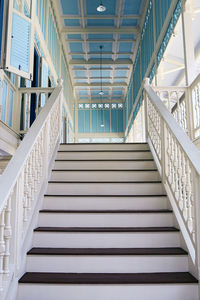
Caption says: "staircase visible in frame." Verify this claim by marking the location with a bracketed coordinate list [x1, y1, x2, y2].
[18, 143, 198, 300]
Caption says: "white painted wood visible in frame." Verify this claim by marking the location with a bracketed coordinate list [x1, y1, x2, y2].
[33, 232, 180, 248]
[38, 212, 173, 227]
[26, 255, 188, 273]
[46, 182, 165, 196]
[54, 160, 156, 170]
[43, 196, 168, 210]
[56, 151, 153, 160]
[59, 143, 150, 151]
[50, 170, 160, 182]
[18, 284, 199, 300]
[144, 83, 200, 175]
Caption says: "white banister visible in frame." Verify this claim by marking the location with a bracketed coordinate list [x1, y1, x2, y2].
[144, 79, 200, 272]
[0, 83, 63, 299]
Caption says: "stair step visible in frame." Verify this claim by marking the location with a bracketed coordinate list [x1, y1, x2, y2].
[26, 252, 188, 273]
[50, 169, 160, 181]
[33, 230, 180, 248]
[34, 227, 179, 233]
[38, 210, 173, 227]
[19, 272, 197, 284]
[43, 195, 168, 210]
[27, 247, 187, 256]
[59, 143, 149, 152]
[54, 159, 156, 170]
[56, 151, 153, 160]
[46, 181, 164, 195]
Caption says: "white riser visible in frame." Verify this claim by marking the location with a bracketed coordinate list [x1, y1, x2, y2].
[38, 213, 173, 227]
[50, 170, 160, 182]
[46, 182, 164, 196]
[56, 152, 153, 160]
[43, 196, 168, 210]
[18, 284, 198, 300]
[59, 144, 150, 151]
[54, 160, 156, 170]
[26, 255, 188, 273]
[33, 232, 180, 248]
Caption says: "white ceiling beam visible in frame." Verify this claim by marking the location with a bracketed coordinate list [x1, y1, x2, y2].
[74, 82, 128, 87]
[163, 55, 185, 67]
[68, 52, 133, 55]
[69, 59, 133, 65]
[62, 27, 139, 34]
[61, 15, 140, 20]
[65, 39, 136, 42]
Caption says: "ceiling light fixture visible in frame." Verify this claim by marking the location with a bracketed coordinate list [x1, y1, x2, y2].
[97, 1, 106, 12]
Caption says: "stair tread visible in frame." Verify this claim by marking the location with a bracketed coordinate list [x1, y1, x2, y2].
[34, 227, 179, 232]
[52, 169, 158, 172]
[48, 181, 162, 183]
[55, 159, 154, 161]
[44, 194, 167, 197]
[27, 247, 187, 256]
[60, 143, 148, 145]
[57, 150, 151, 153]
[19, 272, 198, 284]
[39, 209, 172, 214]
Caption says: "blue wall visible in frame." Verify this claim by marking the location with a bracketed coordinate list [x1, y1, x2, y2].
[77, 103, 124, 134]
[125, 0, 181, 136]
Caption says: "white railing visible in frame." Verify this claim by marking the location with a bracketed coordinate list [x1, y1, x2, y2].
[152, 86, 189, 135]
[190, 73, 200, 140]
[152, 73, 200, 143]
[18, 87, 54, 134]
[144, 79, 200, 270]
[0, 83, 63, 299]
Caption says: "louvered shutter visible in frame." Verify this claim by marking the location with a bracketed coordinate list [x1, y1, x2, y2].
[5, 0, 35, 80]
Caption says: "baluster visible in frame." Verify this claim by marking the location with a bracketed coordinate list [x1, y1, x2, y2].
[3, 194, 12, 276]
[0, 208, 5, 291]
[181, 154, 187, 220]
[23, 163, 29, 223]
[185, 160, 194, 236]
[26, 93, 31, 130]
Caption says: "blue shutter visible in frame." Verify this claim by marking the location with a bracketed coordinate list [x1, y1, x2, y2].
[8, 89, 14, 127]
[10, 13, 31, 73]
[1, 80, 7, 122]
[104, 110, 110, 133]
[111, 110, 117, 132]
[92, 110, 97, 133]
[118, 110, 124, 132]
[85, 110, 90, 133]
[78, 110, 84, 133]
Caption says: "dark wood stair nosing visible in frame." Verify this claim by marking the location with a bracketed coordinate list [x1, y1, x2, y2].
[39, 209, 173, 214]
[48, 180, 163, 184]
[27, 247, 188, 256]
[19, 272, 198, 284]
[34, 226, 179, 233]
[59, 143, 148, 145]
[43, 194, 167, 198]
[51, 169, 158, 172]
[57, 150, 151, 153]
[55, 159, 155, 162]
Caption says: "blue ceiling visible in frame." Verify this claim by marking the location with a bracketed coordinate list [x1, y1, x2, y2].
[58, 0, 145, 102]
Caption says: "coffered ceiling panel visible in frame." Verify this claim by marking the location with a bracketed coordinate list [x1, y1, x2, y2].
[57, 0, 145, 102]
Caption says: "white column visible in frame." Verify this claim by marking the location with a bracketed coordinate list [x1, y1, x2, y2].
[181, 0, 196, 85]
